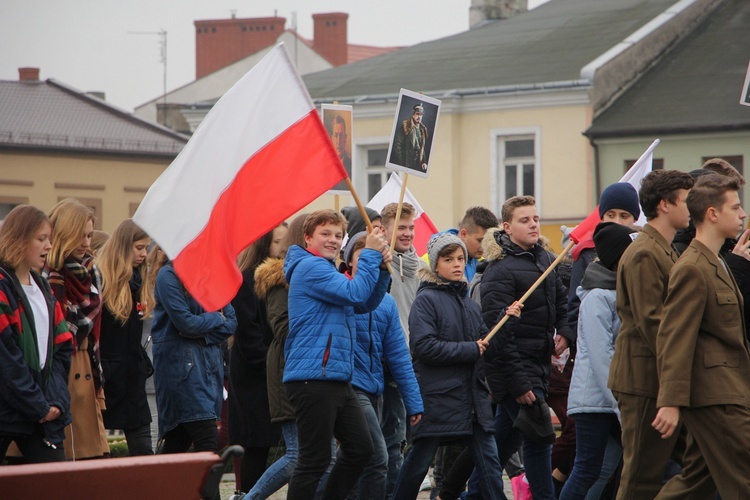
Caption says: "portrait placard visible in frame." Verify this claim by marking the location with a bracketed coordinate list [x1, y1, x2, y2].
[322, 104, 354, 193]
[385, 89, 441, 178]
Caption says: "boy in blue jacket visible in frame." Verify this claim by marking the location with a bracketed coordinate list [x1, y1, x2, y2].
[343, 232, 424, 500]
[283, 210, 391, 500]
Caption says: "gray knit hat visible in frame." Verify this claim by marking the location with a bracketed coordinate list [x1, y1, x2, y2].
[427, 233, 467, 273]
[343, 231, 367, 268]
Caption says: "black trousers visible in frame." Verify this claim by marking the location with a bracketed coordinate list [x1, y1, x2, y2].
[159, 419, 218, 454]
[0, 428, 66, 464]
[286, 380, 373, 500]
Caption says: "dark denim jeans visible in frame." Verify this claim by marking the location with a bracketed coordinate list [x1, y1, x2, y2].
[560, 413, 621, 500]
[286, 380, 373, 500]
[392, 422, 507, 500]
[381, 376, 407, 498]
[350, 390, 389, 500]
[495, 394, 554, 500]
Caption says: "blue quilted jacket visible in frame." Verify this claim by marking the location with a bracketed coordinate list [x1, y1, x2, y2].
[282, 245, 389, 383]
[351, 292, 424, 416]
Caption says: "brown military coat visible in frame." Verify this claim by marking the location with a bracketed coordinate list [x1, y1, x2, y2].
[656, 239, 750, 408]
[608, 224, 678, 398]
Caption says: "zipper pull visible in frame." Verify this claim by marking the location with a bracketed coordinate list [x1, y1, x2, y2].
[43, 437, 57, 449]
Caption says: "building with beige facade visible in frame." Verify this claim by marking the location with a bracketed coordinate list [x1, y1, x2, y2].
[0, 68, 187, 232]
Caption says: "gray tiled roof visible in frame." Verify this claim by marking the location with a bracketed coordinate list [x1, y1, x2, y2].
[302, 0, 677, 101]
[0, 79, 187, 156]
[588, 0, 750, 137]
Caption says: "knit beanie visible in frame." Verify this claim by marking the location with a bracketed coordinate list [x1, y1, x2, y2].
[342, 231, 367, 268]
[341, 206, 381, 239]
[593, 222, 638, 271]
[427, 233, 467, 273]
[598, 182, 641, 220]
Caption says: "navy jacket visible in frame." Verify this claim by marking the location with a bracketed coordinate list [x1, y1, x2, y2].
[408, 269, 494, 440]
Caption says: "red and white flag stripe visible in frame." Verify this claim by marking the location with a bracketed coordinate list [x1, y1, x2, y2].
[367, 173, 438, 256]
[134, 45, 346, 311]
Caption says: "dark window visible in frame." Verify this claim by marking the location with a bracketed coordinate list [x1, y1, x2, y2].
[242, 26, 247, 32]
[368, 148, 387, 166]
[624, 158, 664, 172]
[506, 139, 534, 158]
[211, 27, 216, 33]
[270, 25, 275, 30]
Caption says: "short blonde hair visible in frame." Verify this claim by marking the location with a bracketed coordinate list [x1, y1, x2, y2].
[501, 196, 536, 223]
[381, 202, 415, 227]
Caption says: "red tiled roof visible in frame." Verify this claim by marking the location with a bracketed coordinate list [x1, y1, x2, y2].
[347, 44, 401, 64]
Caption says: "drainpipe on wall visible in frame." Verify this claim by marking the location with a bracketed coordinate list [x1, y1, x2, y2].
[584, 130, 602, 202]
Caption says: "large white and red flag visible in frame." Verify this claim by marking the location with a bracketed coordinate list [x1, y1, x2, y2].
[134, 45, 346, 311]
[570, 139, 658, 245]
[367, 173, 438, 255]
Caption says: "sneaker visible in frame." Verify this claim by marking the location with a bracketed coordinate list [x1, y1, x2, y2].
[228, 494, 245, 500]
[420, 473, 433, 491]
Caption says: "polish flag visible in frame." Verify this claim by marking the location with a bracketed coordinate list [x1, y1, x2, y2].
[367, 173, 438, 255]
[570, 139, 658, 245]
[134, 45, 346, 311]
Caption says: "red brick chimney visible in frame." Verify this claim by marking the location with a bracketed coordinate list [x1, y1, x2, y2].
[312, 13, 348, 67]
[195, 16, 286, 78]
[19, 67, 40, 81]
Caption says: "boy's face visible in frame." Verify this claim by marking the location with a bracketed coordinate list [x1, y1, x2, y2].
[304, 222, 344, 260]
[715, 190, 746, 239]
[602, 208, 634, 226]
[385, 215, 415, 253]
[435, 247, 466, 281]
[503, 205, 540, 250]
[665, 188, 691, 230]
[459, 227, 487, 260]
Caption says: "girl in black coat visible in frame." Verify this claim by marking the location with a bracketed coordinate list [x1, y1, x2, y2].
[97, 219, 154, 456]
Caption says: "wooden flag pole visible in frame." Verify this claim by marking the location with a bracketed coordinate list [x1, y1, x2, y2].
[334, 194, 340, 212]
[389, 173, 409, 255]
[484, 239, 576, 343]
[345, 177, 393, 274]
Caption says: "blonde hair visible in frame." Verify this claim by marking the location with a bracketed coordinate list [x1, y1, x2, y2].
[47, 198, 95, 270]
[96, 219, 151, 323]
[0, 205, 51, 269]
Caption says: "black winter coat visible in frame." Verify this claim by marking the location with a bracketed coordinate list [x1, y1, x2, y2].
[100, 271, 152, 430]
[480, 229, 572, 402]
[228, 267, 280, 448]
[408, 269, 494, 440]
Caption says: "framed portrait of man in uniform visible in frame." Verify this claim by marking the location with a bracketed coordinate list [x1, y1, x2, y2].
[322, 104, 353, 193]
[386, 89, 441, 178]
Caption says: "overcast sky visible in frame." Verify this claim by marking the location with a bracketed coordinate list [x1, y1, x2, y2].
[1, 0, 548, 112]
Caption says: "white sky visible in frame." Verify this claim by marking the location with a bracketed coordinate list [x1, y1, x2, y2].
[0, 0, 548, 112]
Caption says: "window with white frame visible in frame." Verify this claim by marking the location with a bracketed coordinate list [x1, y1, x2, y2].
[492, 130, 540, 215]
[364, 146, 389, 200]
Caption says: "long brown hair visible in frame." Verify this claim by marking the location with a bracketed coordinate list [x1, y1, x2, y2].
[237, 222, 288, 273]
[96, 219, 151, 323]
[47, 198, 95, 269]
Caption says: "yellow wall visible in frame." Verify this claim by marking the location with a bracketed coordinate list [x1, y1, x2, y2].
[299, 102, 594, 254]
[0, 151, 171, 232]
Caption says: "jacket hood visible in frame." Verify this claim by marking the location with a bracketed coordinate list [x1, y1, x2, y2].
[482, 227, 552, 262]
[254, 257, 287, 300]
[416, 267, 468, 295]
[580, 261, 616, 291]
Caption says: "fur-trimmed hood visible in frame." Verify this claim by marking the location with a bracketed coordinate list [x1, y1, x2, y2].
[482, 227, 553, 262]
[254, 257, 287, 300]
[417, 267, 468, 285]
[416, 267, 469, 297]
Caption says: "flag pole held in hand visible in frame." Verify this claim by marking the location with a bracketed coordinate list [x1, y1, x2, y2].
[484, 239, 575, 343]
[345, 177, 394, 274]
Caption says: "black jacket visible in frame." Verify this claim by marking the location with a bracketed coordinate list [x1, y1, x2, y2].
[100, 270, 152, 430]
[480, 229, 572, 401]
[408, 269, 494, 440]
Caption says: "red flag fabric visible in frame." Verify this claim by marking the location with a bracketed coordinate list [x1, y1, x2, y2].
[134, 45, 346, 311]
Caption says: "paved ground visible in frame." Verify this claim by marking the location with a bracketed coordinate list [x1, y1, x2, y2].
[219, 470, 516, 499]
